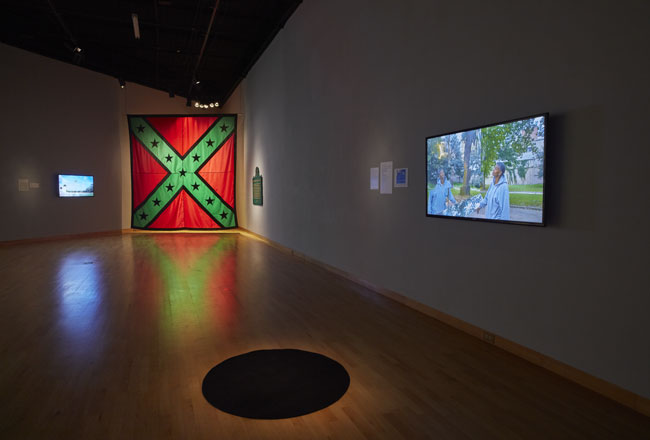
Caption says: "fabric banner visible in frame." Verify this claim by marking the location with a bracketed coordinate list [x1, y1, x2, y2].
[129, 115, 237, 229]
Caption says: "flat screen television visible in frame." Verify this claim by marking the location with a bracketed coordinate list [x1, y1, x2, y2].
[58, 174, 94, 197]
[426, 113, 547, 225]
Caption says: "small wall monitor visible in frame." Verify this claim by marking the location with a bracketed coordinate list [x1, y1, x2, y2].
[58, 174, 94, 197]
[426, 113, 547, 226]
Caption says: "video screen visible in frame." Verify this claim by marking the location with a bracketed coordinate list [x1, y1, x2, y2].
[426, 114, 546, 225]
[58, 174, 94, 197]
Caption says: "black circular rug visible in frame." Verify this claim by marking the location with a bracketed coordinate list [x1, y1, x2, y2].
[202, 349, 350, 419]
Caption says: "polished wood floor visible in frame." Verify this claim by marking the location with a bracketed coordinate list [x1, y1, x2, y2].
[1, 232, 648, 439]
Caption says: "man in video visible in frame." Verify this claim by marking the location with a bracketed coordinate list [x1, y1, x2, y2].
[476, 162, 510, 220]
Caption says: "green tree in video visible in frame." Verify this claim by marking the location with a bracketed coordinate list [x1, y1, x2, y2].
[479, 119, 539, 188]
[460, 130, 476, 195]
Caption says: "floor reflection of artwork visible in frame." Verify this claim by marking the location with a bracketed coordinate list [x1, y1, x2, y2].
[56, 251, 104, 359]
[135, 235, 240, 345]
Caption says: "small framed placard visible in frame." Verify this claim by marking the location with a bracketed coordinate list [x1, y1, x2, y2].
[394, 168, 408, 187]
[252, 167, 263, 205]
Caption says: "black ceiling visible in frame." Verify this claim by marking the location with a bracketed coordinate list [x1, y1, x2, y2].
[0, 0, 302, 105]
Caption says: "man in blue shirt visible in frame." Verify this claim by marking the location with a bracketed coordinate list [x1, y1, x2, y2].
[428, 169, 456, 215]
[477, 162, 510, 220]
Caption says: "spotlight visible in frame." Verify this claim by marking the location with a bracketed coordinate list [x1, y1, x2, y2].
[209, 103, 214, 108]
[71, 47, 83, 65]
[215, 102, 220, 107]
[194, 102, 200, 108]
[118, 78, 125, 88]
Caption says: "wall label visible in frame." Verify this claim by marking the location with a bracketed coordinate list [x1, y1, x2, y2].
[252, 167, 263, 206]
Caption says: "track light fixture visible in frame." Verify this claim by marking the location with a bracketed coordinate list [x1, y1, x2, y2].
[71, 46, 83, 65]
[193, 101, 220, 109]
[118, 78, 125, 89]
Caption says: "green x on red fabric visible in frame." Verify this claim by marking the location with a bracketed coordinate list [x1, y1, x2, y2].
[129, 115, 237, 229]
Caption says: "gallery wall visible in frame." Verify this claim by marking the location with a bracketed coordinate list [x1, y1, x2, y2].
[0, 43, 122, 241]
[0, 42, 245, 240]
[241, 0, 650, 398]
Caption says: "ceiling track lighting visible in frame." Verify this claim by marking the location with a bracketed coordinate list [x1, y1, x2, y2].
[71, 47, 83, 65]
[194, 101, 220, 109]
[118, 78, 126, 88]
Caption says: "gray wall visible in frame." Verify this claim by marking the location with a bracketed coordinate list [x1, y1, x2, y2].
[0, 43, 122, 241]
[242, 0, 650, 398]
[0, 43, 246, 240]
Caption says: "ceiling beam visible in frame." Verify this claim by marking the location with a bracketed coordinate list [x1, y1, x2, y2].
[186, 0, 220, 101]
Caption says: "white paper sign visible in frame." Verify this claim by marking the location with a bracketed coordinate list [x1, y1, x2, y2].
[370, 167, 379, 190]
[380, 161, 393, 194]
[18, 179, 29, 192]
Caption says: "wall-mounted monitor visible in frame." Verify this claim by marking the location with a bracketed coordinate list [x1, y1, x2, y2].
[58, 174, 94, 197]
[426, 113, 546, 226]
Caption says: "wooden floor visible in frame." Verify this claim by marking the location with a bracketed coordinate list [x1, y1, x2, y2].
[1, 232, 648, 439]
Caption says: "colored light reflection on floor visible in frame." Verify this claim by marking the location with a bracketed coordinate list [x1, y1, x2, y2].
[56, 251, 104, 357]
[138, 234, 240, 345]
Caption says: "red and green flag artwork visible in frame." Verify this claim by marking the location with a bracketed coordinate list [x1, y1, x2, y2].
[129, 115, 237, 229]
